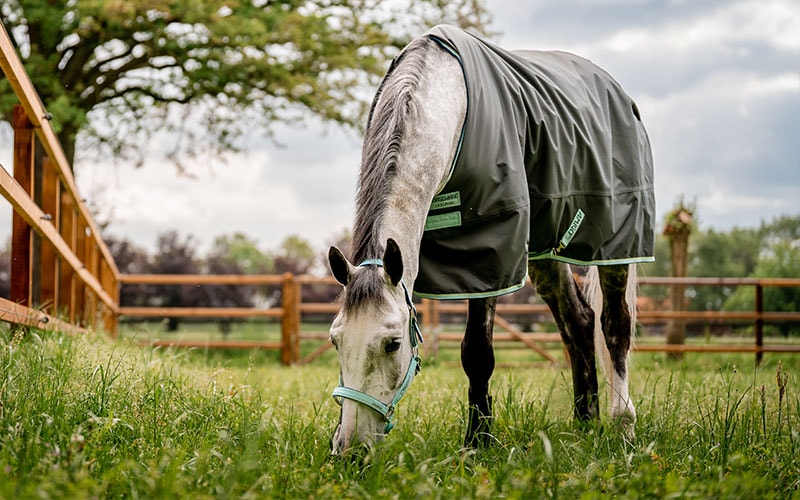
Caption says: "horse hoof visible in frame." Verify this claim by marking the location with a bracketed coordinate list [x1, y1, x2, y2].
[465, 430, 494, 448]
[465, 395, 493, 447]
[615, 413, 636, 441]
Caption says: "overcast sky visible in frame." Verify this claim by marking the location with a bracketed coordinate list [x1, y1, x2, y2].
[2, 0, 798, 256]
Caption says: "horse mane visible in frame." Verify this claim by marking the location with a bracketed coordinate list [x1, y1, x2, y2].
[344, 36, 433, 311]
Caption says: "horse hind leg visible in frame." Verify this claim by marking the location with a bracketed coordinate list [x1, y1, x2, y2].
[529, 260, 599, 423]
[584, 264, 637, 438]
[461, 297, 497, 447]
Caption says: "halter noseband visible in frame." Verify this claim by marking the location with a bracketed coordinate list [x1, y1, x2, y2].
[331, 259, 424, 433]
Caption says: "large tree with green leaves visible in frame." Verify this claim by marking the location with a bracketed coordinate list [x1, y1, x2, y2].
[722, 215, 800, 336]
[1, 0, 490, 171]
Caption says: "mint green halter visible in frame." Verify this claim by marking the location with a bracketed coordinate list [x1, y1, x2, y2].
[331, 259, 424, 433]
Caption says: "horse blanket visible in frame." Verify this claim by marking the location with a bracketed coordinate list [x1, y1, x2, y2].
[366, 25, 656, 299]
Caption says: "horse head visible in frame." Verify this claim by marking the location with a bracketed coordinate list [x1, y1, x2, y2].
[327, 238, 422, 454]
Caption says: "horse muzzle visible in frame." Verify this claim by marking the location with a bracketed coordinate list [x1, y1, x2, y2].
[330, 402, 386, 455]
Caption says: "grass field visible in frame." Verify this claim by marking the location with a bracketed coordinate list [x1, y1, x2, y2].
[1, 325, 798, 499]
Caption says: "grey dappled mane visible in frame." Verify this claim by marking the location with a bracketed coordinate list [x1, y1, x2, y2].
[350, 36, 432, 265]
[344, 37, 432, 311]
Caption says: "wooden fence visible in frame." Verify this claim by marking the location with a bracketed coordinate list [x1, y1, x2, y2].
[2, 20, 798, 366]
[116, 274, 800, 365]
[0, 21, 119, 334]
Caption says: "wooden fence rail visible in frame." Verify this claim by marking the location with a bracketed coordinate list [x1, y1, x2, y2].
[116, 274, 800, 365]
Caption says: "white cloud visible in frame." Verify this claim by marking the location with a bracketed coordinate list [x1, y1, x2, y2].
[77, 138, 359, 253]
[639, 67, 799, 230]
[600, 0, 799, 54]
[739, 72, 799, 99]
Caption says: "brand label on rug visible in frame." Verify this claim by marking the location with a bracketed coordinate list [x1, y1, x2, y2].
[554, 209, 585, 254]
[430, 192, 461, 211]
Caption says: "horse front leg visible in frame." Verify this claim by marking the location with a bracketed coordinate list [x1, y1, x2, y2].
[529, 261, 599, 423]
[597, 264, 637, 437]
[461, 297, 497, 447]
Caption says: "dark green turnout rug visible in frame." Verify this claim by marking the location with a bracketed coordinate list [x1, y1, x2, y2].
[414, 25, 655, 299]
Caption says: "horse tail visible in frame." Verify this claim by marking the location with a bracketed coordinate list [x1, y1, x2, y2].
[625, 264, 638, 352]
[582, 266, 611, 378]
[582, 264, 637, 379]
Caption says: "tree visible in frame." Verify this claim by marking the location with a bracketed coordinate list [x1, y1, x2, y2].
[688, 226, 760, 311]
[150, 230, 204, 331]
[107, 231, 204, 331]
[723, 215, 800, 336]
[0, 0, 491, 171]
[205, 233, 269, 336]
[760, 214, 800, 244]
[272, 234, 316, 275]
[207, 232, 273, 275]
[106, 235, 151, 308]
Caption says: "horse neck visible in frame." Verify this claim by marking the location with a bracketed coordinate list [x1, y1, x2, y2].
[377, 46, 466, 288]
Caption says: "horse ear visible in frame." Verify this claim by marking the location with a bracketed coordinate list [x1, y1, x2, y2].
[383, 238, 403, 287]
[328, 246, 352, 286]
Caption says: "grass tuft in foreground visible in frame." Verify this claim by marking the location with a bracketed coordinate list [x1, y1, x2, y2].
[0, 326, 798, 498]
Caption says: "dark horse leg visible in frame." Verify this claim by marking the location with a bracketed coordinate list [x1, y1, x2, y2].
[529, 260, 599, 422]
[462, 297, 497, 447]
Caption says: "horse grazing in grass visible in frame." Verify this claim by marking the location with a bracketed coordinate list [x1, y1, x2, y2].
[328, 25, 655, 454]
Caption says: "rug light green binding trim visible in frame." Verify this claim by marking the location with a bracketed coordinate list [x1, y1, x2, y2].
[414, 275, 528, 300]
[425, 212, 462, 231]
[528, 253, 655, 266]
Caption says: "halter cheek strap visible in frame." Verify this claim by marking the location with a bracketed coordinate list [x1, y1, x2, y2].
[331, 258, 424, 433]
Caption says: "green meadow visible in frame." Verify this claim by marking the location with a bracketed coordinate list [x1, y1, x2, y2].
[1, 326, 798, 498]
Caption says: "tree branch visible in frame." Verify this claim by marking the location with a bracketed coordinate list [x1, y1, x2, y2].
[60, 35, 101, 89]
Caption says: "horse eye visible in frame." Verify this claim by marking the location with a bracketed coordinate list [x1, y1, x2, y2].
[385, 339, 401, 354]
[330, 336, 338, 350]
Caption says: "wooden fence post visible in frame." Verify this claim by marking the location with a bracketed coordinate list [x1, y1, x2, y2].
[755, 284, 764, 365]
[74, 220, 87, 326]
[40, 156, 59, 315]
[84, 237, 98, 328]
[421, 299, 441, 358]
[59, 190, 76, 322]
[101, 261, 119, 337]
[281, 273, 300, 365]
[10, 105, 33, 307]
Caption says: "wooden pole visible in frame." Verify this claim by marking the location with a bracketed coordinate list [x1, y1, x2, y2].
[10, 105, 33, 306]
[58, 190, 76, 322]
[755, 284, 764, 365]
[281, 273, 300, 365]
[39, 156, 60, 314]
[74, 219, 87, 325]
